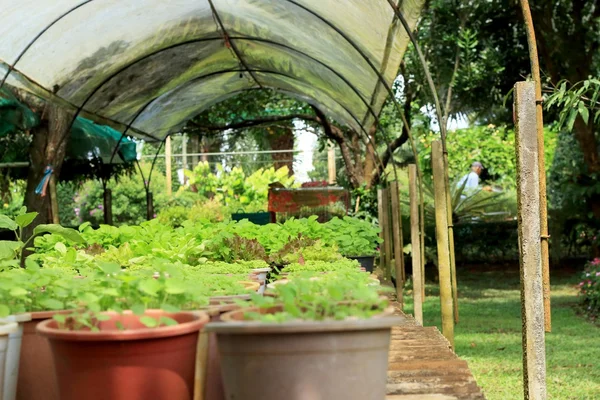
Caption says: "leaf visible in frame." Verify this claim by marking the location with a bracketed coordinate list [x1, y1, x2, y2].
[33, 225, 84, 243]
[15, 212, 38, 229]
[139, 279, 161, 296]
[0, 241, 20, 260]
[160, 303, 180, 313]
[165, 279, 186, 295]
[95, 314, 111, 321]
[0, 305, 10, 318]
[131, 304, 146, 316]
[53, 314, 66, 323]
[98, 262, 121, 275]
[0, 215, 17, 231]
[159, 316, 178, 327]
[25, 257, 40, 271]
[39, 299, 65, 310]
[54, 242, 67, 254]
[9, 288, 28, 297]
[578, 102, 590, 124]
[140, 316, 158, 328]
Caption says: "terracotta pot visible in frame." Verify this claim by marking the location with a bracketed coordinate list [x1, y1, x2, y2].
[37, 310, 208, 400]
[17, 310, 70, 400]
[207, 306, 404, 400]
[194, 304, 240, 400]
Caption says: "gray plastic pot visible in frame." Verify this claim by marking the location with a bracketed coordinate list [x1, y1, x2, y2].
[206, 307, 403, 400]
[0, 322, 19, 399]
[0, 314, 31, 400]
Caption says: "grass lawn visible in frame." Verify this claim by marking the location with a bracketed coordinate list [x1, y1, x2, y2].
[402, 264, 600, 399]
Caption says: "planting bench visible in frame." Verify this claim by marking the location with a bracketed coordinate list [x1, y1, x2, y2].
[385, 302, 486, 400]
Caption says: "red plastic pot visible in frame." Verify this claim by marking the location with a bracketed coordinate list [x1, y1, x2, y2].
[37, 310, 208, 400]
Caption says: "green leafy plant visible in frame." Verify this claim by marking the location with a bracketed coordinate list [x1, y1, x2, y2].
[579, 258, 600, 322]
[325, 217, 382, 256]
[241, 271, 387, 323]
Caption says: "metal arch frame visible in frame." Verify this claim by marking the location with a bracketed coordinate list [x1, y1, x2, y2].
[0, 0, 422, 185]
[110, 66, 389, 185]
[207, 0, 263, 90]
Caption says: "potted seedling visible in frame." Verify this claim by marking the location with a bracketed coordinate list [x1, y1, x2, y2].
[0, 210, 85, 400]
[34, 264, 211, 400]
[207, 271, 404, 400]
[327, 217, 383, 272]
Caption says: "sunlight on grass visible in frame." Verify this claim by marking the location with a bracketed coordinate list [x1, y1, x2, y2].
[403, 268, 600, 400]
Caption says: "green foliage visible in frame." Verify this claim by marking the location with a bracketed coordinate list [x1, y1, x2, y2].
[76, 163, 169, 226]
[242, 270, 387, 323]
[417, 125, 557, 189]
[326, 217, 382, 256]
[283, 259, 359, 274]
[579, 258, 600, 321]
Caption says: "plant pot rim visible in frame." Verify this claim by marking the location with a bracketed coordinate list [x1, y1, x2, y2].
[205, 306, 404, 334]
[198, 304, 241, 317]
[0, 321, 18, 335]
[29, 309, 72, 321]
[0, 313, 32, 323]
[250, 267, 271, 273]
[345, 255, 376, 259]
[36, 310, 208, 342]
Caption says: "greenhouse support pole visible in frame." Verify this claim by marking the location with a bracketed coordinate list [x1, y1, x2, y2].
[514, 81, 547, 400]
[103, 188, 113, 225]
[519, 0, 551, 333]
[390, 181, 405, 307]
[327, 142, 336, 184]
[377, 189, 385, 270]
[382, 188, 393, 282]
[165, 135, 172, 196]
[432, 140, 454, 348]
[146, 191, 154, 221]
[48, 175, 59, 224]
[409, 165, 423, 324]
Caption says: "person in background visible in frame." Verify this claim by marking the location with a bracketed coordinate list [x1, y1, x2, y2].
[458, 161, 484, 192]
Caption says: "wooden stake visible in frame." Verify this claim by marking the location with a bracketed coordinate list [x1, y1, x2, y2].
[382, 188, 393, 281]
[146, 191, 154, 221]
[48, 175, 59, 224]
[327, 142, 336, 184]
[519, 0, 551, 333]
[514, 81, 547, 400]
[377, 189, 385, 271]
[409, 165, 423, 325]
[431, 140, 454, 348]
[165, 135, 172, 196]
[390, 181, 405, 307]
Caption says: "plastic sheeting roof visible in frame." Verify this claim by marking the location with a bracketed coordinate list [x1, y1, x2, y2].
[0, 0, 424, 141]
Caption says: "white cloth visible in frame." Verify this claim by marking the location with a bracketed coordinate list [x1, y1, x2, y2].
[458, 171, 479, 191]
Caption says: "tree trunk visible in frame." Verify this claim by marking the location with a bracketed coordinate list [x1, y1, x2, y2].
[23, 103, 72, 239]
[266, 126, 294, 176]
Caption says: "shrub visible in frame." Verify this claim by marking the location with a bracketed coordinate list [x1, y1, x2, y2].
[579, 259, 600, 321]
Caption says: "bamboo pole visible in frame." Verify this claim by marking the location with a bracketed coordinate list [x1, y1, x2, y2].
[165, 135, 172, 196]
[431, 140, 454, 348]
[444, 153, 459, 324]
[409, 165, 423, 324]
[390, 181, 405, 307]
[514, 81, 547, 400]
[382, 188, 393, 281]
[327, 142, 336, 184]
[103, 188, 113, 225]
[519, 0, 551, 333]
[377, 189, 385, 271]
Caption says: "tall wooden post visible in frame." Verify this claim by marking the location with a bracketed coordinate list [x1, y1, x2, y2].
[514, 81, 547, 400]
[390, 181, 405, 307]
[431, 140, 454, 348]
[146, 191, 154, 221]
[48, 176, 59, 224]
[378, 188, 392, 281]
[409, 165, 423, 324]
[377, 189, 385, 272]
[182, 134, 188, 184]
[165, 135, 172, 196]
[443, 154, 459, 324]
[327, 142, 336, 185]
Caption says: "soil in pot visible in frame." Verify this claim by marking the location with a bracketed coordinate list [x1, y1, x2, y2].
[207, 306, 404, 400]
[37, 310, 208, 400]
[17, 310, 70, 400]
